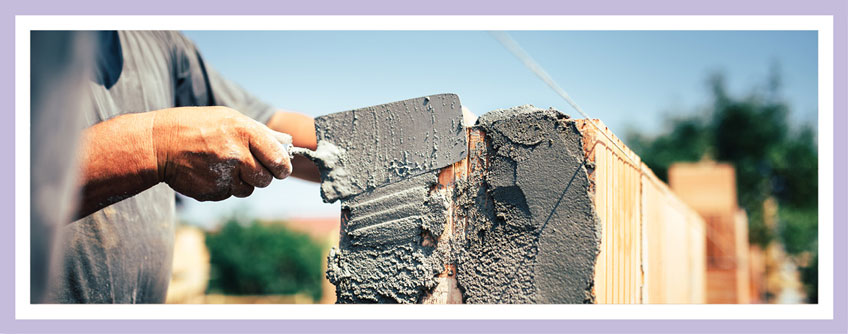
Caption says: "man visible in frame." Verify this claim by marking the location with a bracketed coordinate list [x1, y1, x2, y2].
[31, 30, 93, 304]
[42, 31, 320, 303]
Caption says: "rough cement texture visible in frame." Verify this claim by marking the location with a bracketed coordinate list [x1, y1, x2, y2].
[326, 172, 449, 303]
[455, 105, 601, 303]
[321, 102, 601, 304]
[313, 94, 467, 203]
[291, 141, 359, 202]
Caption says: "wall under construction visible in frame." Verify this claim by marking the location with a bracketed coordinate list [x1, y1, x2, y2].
[576, 120, 707, 304]
[326, 105, 734, 304]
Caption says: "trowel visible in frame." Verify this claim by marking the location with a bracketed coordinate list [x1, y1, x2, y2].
[288, 93, 468, 203]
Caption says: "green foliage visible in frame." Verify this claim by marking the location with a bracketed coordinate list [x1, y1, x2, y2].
[778, 206, 818, 257]
[628, 114, 712, 181]
[626, 69, 818, 302]
[205, 218, 325, 301]
[799, 253, 818, 304]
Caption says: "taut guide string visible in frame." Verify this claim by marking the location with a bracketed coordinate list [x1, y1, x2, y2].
[490, 31, 733, 264]
[489, 31, 640, 168]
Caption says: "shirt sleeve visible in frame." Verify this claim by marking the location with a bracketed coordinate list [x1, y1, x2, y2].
[170, 32, 277, 124]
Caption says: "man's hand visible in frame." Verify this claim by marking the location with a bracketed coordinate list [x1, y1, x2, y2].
[152, 106, 292, 201]
[75, 106, 293, 219]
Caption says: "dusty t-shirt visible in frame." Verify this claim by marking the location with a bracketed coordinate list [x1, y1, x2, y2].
[45, 31, 276, 303]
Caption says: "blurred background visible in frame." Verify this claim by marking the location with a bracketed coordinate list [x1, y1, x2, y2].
[165, 31, 818, 304]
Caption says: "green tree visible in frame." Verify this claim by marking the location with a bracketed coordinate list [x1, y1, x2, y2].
[205, 218, 325, 301]
[627, 70, 818, 302]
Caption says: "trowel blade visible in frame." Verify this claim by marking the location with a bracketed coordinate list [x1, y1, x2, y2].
[313, 93, 467, 203]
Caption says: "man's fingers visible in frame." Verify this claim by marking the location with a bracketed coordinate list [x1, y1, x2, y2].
[231, 175, 254, 198]
[239, 156, 273, 188]
[247, 126, 293, 179]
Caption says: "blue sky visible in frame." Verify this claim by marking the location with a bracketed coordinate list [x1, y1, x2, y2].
[177, 30, 818, 227]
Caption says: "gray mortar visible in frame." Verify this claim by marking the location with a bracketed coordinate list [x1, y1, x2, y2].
[454, 105, 601, 303]
[291, 141, 359, 202]
[315, 94, 467, 303]
[318, 99, 601, 304]
[312, 94, 467, 203]
[326, 171, 449, 303]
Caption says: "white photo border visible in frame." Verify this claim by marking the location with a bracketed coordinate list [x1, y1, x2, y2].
[14, 15, 834, 320]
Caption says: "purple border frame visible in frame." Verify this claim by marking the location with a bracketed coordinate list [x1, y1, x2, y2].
[3, 1, 845, 333]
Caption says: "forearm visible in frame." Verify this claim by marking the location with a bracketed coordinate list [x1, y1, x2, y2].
[75, 112, 160, 219]
[266, 111, 320, 183]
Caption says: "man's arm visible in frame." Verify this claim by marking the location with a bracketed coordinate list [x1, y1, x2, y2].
[76, 112, 159, 218]
[266, 111, 321, 183]
[75, 106, 292, 220]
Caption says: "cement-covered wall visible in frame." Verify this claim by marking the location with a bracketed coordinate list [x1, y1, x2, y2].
[326, 171, 449, 303]
[324, 105, 710, 304]
[326, 106, 602, 303]
[454, 106, 601, 303]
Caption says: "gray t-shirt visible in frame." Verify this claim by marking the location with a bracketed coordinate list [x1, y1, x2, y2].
[45, 31, 276, 303]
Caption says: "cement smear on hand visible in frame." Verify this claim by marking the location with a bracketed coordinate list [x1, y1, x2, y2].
[325, 171, 449, 303]
[455, 105, 601, 303]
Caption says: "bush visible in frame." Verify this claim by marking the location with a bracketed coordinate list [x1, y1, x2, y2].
[205, 218, 324, 301]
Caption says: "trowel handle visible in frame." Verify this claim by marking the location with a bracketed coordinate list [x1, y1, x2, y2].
[269, 129, 321, 163]
[269, 130, 296, 159]
[289, 146, 319, 161]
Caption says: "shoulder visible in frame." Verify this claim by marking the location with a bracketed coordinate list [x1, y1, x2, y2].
[165, 31, 198, 53]
[119, 31, 198, 60]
